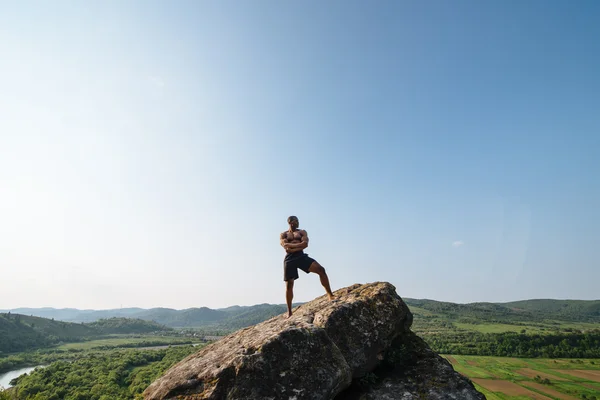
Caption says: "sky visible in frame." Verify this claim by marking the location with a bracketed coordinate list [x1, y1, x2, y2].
[1, 0, 599, 310]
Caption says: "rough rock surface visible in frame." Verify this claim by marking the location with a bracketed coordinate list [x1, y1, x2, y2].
[335, 333, 485, 400]
[144, 282, 484, 400]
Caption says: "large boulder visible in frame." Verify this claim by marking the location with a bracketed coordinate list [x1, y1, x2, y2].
[336, 332, 485, 399]
[143, 282, 484, 400]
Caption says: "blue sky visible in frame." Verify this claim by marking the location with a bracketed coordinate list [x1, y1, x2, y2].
[1, 1, 598, 309]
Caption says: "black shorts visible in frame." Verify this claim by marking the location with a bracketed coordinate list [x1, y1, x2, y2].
[283, 252, 316, 281]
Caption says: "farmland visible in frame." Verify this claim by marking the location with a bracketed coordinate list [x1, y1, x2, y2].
[407, 298, 600, 398]
[405, 298, 600, 359]
[443, 355, 600, 399]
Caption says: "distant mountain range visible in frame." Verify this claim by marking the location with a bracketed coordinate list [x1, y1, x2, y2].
[0, 303, 292, 329]
[2, 298, 599, 329]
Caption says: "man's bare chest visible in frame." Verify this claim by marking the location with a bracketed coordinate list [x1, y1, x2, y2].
[285, 231, 304, 242]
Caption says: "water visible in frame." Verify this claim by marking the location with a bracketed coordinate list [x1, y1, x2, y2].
[0, 366, 44, 388]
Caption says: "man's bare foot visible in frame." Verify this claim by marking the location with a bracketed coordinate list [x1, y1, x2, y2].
[328, 293, 335, 301]
[286, 311, 293, 319]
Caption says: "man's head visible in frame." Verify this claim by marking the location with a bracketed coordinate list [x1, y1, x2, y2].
[287, 215, 299, 230]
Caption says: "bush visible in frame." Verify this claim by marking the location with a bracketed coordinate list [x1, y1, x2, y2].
[0, 387, 12, 400]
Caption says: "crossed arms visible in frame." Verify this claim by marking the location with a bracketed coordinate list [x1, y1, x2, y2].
[280, 230, 309, 253]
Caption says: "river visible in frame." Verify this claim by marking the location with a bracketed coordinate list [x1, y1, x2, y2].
[0, 366, 44, 388]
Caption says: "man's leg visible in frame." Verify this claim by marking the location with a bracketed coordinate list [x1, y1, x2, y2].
[308, 262, 335, 300]
[285, 279, 294, 318]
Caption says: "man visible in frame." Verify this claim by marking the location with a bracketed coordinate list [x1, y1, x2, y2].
[280, 215, 334, 318]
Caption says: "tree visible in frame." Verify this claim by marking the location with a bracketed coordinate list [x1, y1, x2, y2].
[0, 387, 11, 400]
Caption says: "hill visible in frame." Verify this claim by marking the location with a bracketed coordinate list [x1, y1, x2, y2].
[134, 307, 228, 327]
[213, 304, 287, 329]
[87, 317, 171, 334]
[0, 313, 96, 353]
[0, 307, 149, 323]
[400, 298, 600, 358]
[500, 299, 600, 321]
[402, 298, 600, 324]
[4, 298, 599, 333]
[402, 298, 537, 324]
[0, 303, 297, 329]
[0, 314, 172, 354]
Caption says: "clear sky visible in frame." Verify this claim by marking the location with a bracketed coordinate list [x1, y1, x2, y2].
[1, 1, 599, 310]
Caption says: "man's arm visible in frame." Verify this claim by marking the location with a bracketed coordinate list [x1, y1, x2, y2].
[280, 232, 290, 249]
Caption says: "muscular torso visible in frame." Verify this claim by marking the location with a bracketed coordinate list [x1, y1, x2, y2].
[281, 229, 307, 254]
[282, 230, 305, 243]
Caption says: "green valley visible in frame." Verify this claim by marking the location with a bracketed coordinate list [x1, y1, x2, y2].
[0, 314, 174, 355]
[2, 297, 599, 399]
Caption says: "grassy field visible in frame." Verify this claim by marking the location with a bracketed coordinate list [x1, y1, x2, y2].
[443, 355, 600, 399]
[452, 323, 548, 334]
[56, 335, 198, 350]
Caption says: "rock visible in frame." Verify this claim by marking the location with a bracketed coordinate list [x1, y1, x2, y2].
[143, 282, 484, 400]
[335, 332, 485, 400]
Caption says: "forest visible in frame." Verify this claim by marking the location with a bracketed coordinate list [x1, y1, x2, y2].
[425, 330, 600, 358]
[5, 346, 199, 400]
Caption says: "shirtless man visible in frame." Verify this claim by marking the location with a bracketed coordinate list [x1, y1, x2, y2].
[280, 215, 334, 318]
